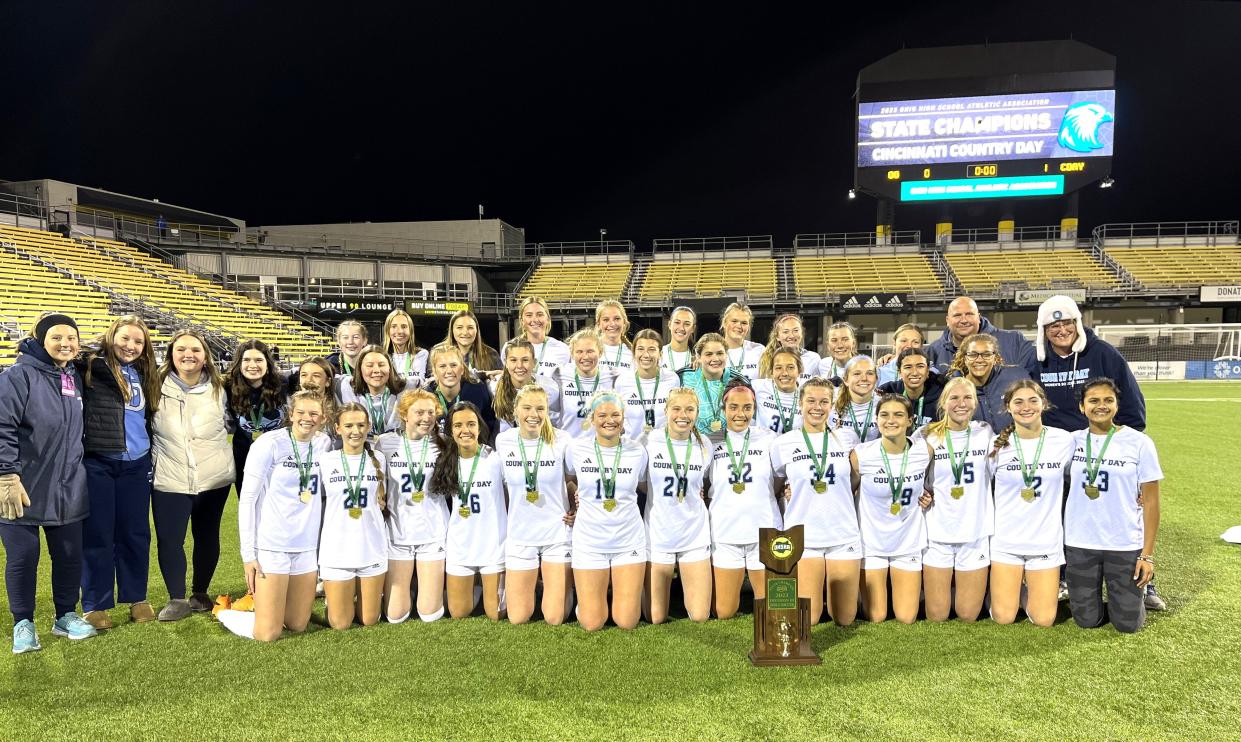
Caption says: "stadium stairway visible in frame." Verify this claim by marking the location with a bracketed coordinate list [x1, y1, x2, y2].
[621, 255, 651, 304]
[923, 247, 963, 295]
[775, 255, 796, 301]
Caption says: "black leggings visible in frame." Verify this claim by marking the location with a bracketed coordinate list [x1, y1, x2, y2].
[0, 520, 83, 624]
[151, 486, 231, 599]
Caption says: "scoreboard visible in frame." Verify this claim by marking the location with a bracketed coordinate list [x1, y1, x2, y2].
[855, 89, 1115, 202]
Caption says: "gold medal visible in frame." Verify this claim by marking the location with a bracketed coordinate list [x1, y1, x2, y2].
[458, 506, 471, 518]
[411, 491, 424, 504]
[1020, 487, 1037, 502]
[526, 489, 539, 503]
[889, 502, 901, 515]
[603, 499, 617, 512]
[732, 482, 745, 494]
[643, 424, 653, 433]
[1084, 484, 1100, 499]
[812, 480, 827, 494]
[709, 420, 722, 432]
[348, 506, 362, 520]
[299, 490, 312, 504]
[950, 485, 965, 499]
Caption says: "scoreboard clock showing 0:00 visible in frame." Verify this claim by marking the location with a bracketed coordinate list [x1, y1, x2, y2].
[855, 89, 1114, 202]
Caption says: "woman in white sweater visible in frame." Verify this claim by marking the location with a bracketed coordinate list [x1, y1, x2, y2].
[150, 330, 235, 621]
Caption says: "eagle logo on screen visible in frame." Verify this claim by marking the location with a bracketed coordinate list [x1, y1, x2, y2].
[1057, 102, 1113, 153]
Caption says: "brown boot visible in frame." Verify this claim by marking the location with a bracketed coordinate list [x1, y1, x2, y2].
[130, 601, 156, 623]
[83, 610, 113, 631]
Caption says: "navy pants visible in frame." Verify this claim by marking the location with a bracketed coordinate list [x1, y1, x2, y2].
[151, 486, 231, 599]
[81, 454, 153, 611]
[0, 520, 84, 625]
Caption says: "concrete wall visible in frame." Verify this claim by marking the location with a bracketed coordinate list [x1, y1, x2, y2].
[258, 219, 523, 247]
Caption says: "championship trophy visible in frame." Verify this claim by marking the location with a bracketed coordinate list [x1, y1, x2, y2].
[749, 525, 820, 666]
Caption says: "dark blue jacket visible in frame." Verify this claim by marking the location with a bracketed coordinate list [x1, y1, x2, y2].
[0, 338, 89, 526]
[927, 316, 1038, 379]
[877, 374, 946, 428]
[426, 379, 497, 446]
[1038, 327, 1146, 432]
[952, 365, 1030, 434]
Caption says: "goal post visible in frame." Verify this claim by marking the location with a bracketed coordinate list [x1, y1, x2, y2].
[1095, 323, 1241, 381]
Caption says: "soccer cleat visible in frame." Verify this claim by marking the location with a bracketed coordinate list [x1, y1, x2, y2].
[52, 612, 99, 641]
[231, 593, 255, 612]
[12, 620, 41, 654]
[1144, 584, 1167, 611]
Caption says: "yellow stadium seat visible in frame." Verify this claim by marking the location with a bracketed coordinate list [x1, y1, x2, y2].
[1105, 245, 1241, 287]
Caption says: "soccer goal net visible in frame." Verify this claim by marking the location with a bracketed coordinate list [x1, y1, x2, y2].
[1095, 323, 1241, 381]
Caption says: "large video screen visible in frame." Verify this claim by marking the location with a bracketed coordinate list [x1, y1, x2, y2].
[857, 90, 1115, 167]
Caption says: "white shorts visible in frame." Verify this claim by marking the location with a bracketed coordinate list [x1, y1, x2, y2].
[506, 542, 573, 571]
[445, 561, 505, 577]
[924, 538, 991, 570]
[571, 547, 646, 571]
[991, 548, 1065, 570]
[256, 549, 317, 576]
[711, 542, 763, 571]
[649, 544, 712, 566]
[320, 562, 387, 581]
[388, 540, 447, 562]
[803, 540, 864, 562]
[864, 552, 923, 572]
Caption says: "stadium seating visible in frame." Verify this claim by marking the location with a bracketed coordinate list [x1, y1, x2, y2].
[0, 225, 332, 361]
[1104, 245, 1241, 287]
[517, 259, 632, 303]
[945, 248, 1118, 291]
[639, 257, 778, 300]
[792, 253, 941, 296]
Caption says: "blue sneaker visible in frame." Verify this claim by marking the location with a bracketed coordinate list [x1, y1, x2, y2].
[52, 612, 99, 641]
[12, 619, 41, 654]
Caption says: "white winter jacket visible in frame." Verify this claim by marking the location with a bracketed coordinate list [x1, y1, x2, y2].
[151, 374, 235, 494]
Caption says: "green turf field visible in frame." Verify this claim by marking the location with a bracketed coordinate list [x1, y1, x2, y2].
[2, 382, 1240, 741]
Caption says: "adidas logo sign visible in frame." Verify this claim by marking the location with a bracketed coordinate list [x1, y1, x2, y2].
[630, 551, 639, 557]
[885, 295, 904, 308]
[864, 296, 882, 308]
[507, 451, 517, 458]
[564, 552, 572, 558]
[655, 453, 664, 460]
[843, 296, 861, 310]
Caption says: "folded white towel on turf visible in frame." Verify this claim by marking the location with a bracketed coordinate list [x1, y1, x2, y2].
[1221, 526, 1241, 544]
[217, 609, 256, 639]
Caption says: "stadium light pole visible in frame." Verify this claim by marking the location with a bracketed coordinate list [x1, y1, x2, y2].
[1099, 177, 1115, 189]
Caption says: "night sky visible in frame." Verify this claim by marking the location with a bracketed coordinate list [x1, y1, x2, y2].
[2, 1, 1237, 245]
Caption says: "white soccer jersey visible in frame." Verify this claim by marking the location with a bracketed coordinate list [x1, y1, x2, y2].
[830, 395, 880, 442]
[707, 426, 780, 545]
[724, 340, 764, 383]
[443, 447, 507, 567]
[488, 374, 561, 436]
[556, 363, 616, 438]
[771, 427, 860, 549]
[854, 438, 932, 557]
[566, 436, 648, 553]
[614, 369, 681, 441]
[599, 342, 635, 375]
[753, 379, 803, 436]
[494, 429, 573, 548]
[375, 432, 445, 548]
[799, 349, 822, 385]
[817, 357, 847, 380]
[989, 427, 1076, 556]
[923, 422, 995, 544]
[1066, 426, 1164, 551]
[238, 430, 333, 562]
[644, 428, 712, 553]
[390, 348, 430, 386]
[318, 450, 389, 570]
[337, 384, 402, 436]
[660, 344, 693, 374]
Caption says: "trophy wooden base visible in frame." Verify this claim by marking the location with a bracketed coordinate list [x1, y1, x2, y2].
[748, 597, 821, 667]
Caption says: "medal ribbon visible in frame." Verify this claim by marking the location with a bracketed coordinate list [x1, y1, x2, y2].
[725, 429, 750, 486]
[800, 428, 830, 483]
[944, 425, 971, 485]
[635, 371, 660, 423]
[574, 369, 601, 418]
[848, 400, 874, 440]
[878, 440, 911, 507]
[340, 451, 367, 509]
[366, 390, 390, 431]
[435, 388, 459, 416]
[664, 429, 690, 492]
[905, 391, 924, 423]
[1013, 428, 1047, 490]
[249, 402, 266, 433]
[701, 376, 723, 429]
[518, 435, 544, 492]
[402, 434, 430, 492]
[774, 387, 798, 433]
[456, 452, 482, 509]
[593, 439, 623, 502]
[1084, 426, 1117, 486]
[288, 429, 313, 491]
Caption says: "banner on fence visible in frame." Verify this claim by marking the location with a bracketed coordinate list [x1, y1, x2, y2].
[1185, 359, 1241, 380]
[1014, 288, 1087, 305]
[1127, 361, 1186, 381]
[1199, 286, 1241, 303]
